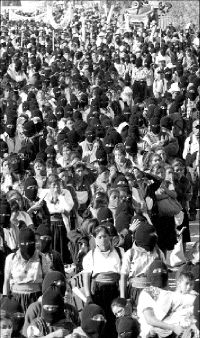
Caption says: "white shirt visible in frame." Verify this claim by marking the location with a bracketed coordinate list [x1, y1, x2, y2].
[182, 134, 199, 160]
[82, 246, 124, 275]
[121, 242, 165, 278]
[137, 287, 173, 338]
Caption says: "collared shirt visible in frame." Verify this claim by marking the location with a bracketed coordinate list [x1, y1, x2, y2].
[82, 246, 124, 275]
[4, 249, 49, 288]
[121, 242, 165, 278]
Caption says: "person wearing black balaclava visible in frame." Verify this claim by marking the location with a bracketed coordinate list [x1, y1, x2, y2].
[23, 176, 50, 230]
[143, 116, 161, 151]
[79, 127, 96, 163]
[26, 286, 74, 337]
[35, 223, 65, 276]
[69, 303, 106, 338]
[23, 270, 80, 337]
[1, 112, 22, 154]
[3, 227, 49, 313]
[120, 221, 165, 306]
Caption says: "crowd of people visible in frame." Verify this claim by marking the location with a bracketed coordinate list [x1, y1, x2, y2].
[0, 1, 199, 338]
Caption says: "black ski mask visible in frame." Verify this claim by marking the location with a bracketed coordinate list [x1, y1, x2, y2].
[24, 176, 38, 201]
[5, 124, 16, 138]
[19, 228, 36, 260]
[135, 223, 158, 252]
[0, 197, 11, 228]
[40, 237, 52, 253]
[42, 286, 65, 325]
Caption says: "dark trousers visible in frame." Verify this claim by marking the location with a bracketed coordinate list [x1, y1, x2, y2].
[189, 176, 199, 216]
[93, 282, 119, 338]
[132, 81, 147, 102]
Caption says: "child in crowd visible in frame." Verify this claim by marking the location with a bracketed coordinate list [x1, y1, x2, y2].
[0, 313, 13, 338]
[164, 271, 198, 330]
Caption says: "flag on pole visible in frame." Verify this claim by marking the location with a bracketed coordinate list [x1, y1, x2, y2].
[107, 4, 114, 24]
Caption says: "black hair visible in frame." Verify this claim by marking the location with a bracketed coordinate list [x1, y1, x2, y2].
[111, 297, 127, 309]
[92, 224, 110, 238]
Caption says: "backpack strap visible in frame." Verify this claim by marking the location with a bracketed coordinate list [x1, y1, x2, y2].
[38, 253, 44, 279]
[11, 252, 17, 261]
[115, 246, 122, 265]
[129, 248, 134, 263]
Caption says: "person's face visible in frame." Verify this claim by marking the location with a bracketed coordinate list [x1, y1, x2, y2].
[119, 189, 128, 202]
[50, 182, 60, 195]
[59, 172, 69, 185]
[36, 234, 51, 251]
[62, 146, 71, 159]
[2, 161, 10, 175]
[132, 168, 142, 179]
[47, 166, 57, 176]
[112, 305, 125, 318]
[155, 167, 165, 179]
[165, 168, 174, 181]
[173, 164, 184, 178]
[177, 277, 194, 294]
[151, 155, 161, 166]
[34, 162, 45, 175]
[66, 119, 74, 131]
[75, 167, 84, 179]
[156, 150, 166, 162]
[114, 150, 125, 164]
[159, 60, 166, 69]
[4, 88, 10, 99]
[193, 249, 200, 264]
[95, 229, 110, 252]
[109, 191, 119, 208]
[0, 319, 13, 338]
[193, 124, 200, 139]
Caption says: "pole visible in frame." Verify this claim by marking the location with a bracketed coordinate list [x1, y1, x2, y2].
[21, 31, 23, 48]
[52, 29, 55, 51]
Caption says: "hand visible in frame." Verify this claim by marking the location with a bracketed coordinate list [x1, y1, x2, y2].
[52, 328, 69, 338]
[129, 219, 140, 233]
[28, 202, 42, 213]
[172, 325, 183, 336]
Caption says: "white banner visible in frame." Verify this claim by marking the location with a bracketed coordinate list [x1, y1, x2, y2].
[9, 10, 46, 21]
[70, 272, 86, 316]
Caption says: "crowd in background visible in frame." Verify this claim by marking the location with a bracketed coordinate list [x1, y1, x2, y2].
[0, 2, 199, 338]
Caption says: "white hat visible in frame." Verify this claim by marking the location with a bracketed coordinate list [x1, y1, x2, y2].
[193, 37, 199, 47]
[99, 31, 105, 37]
[117, 122, 129, 134]
[168, 82, 180, 93]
